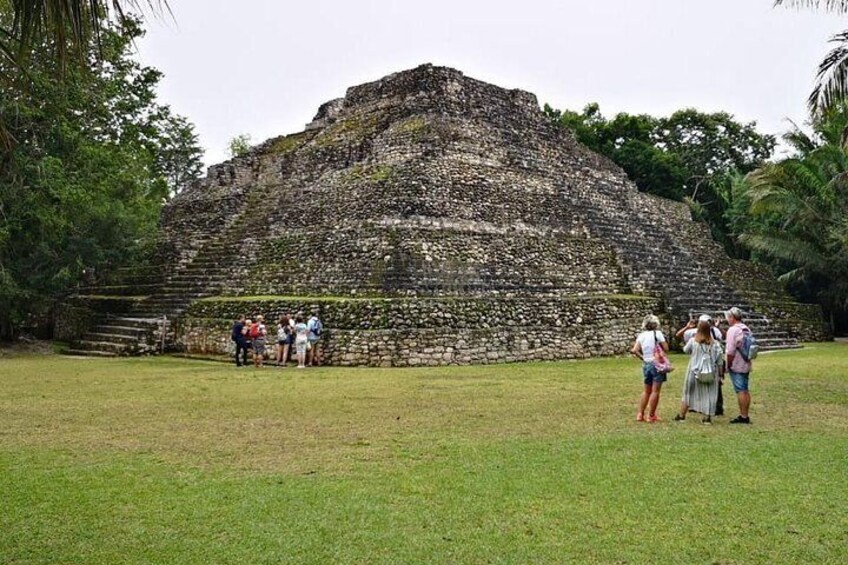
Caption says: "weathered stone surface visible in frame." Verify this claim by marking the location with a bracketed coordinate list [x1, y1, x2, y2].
[61, 64, 830, 360]
[178, 295, 662, 366]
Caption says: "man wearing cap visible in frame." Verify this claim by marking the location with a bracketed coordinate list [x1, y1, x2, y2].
[725, 307, 752, 424]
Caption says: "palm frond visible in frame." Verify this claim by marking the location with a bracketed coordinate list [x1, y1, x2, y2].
[776, 267, 807, 284]
[809, 31, 848, 117]
[774, 0, 848, 13]
[782, 119, 817, 155]
[12, 1, 171, 66]
[740, 233, 829, 271]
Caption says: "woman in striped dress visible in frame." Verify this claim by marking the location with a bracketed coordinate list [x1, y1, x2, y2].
[674, 316, 724, 424]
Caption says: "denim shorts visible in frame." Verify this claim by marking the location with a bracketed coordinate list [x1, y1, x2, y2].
[729, 371, 750, 393]
[643, 362, 667, 385]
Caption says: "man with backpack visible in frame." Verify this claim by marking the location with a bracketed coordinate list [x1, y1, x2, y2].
[724, 307, 756, 424]
[231, 315, 249, 367]
[307, 310, 323, 367]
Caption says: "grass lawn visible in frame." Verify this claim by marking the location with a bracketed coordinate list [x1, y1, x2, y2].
[1, 343, 846, 563]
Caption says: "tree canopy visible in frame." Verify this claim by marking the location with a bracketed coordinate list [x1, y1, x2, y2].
[732, 106, 848, 332]
[0, 12, 202, 338]
[544, 104, 775, 252]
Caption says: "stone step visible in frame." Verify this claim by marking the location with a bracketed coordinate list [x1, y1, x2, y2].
[64, 349, 119, 358]
[72, 340, 136, 354]
[83, 331, 144, 344]
[96, 324, 153, 335]
[758, 343, 804, 352]
[103, 316, 167, 329]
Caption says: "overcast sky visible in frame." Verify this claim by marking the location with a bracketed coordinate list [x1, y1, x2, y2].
[136, 0, 844, 167]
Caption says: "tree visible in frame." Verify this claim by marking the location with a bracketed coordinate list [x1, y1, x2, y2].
[775, 0, 848, 115]
[544, 104, 775, 252]
[228, 134, 253, 158]
[1, 1, 168, 66]
[0, 1, 169, 150]
[732, 105, 848, 332]
[0, 14, 202, 338]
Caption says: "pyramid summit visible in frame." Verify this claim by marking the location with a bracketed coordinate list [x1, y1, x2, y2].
[62, 64, 829, 363]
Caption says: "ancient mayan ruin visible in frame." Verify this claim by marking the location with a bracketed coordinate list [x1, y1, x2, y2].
[59, 64, 830, 364]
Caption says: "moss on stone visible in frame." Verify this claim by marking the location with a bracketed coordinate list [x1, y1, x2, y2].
[314, 114, 382, 148]
[396, 116, 428, 136]
[268, 132, 309, 155]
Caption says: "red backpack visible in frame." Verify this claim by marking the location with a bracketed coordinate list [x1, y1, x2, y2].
[249, 323, 262, 339]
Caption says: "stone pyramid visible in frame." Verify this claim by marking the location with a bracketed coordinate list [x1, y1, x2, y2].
[62, 64, 829, 363]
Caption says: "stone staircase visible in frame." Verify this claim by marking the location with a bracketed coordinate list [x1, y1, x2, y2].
[571, 182, 801, 351]
[66, 238, 236, 356]
[66, 163, 285, 356]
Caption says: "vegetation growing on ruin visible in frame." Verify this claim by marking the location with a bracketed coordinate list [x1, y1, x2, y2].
[395, 116, 429, 137]
[267, 132, 311, 156]
[314, 114, 382, 148]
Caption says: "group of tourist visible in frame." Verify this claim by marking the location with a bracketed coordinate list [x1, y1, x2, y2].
[231, 311, 324, 369]
[229, 305, 756, 425]
[633, 306, 754, 425]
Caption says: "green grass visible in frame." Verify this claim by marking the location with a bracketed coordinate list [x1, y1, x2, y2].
[1, 344, 846, 563]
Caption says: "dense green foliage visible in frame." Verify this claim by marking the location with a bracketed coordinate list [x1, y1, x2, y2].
[1, 346, 846, 562]
[0, 14, 202, 338]
[734, 108, 848, 332]
[544, 103, 775, 253]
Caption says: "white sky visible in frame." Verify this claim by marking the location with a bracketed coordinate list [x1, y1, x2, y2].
[136, 0, 845, 167]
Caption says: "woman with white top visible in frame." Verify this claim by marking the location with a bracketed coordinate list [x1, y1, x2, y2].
[293, 315, 309, 369]
[631, 314, 669, 423]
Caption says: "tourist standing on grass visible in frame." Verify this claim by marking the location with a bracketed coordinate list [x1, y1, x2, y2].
[631, 314, 669, 423]
[294, 315, 309, 369]
[307, 310, 323, 367]
[674, 315, 724, 424]
[232, 315, 249, 367]
[675, 315, 726, 415]
[250, 315, 268, 368]
[275, 315, 291, 367]
[725, 307, 753, 424]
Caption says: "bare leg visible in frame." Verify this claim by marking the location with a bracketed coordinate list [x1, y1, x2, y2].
[678, 400, 689, 418]
[648, 382, 663, 417]
[638, 384, 651, 418]
[738, 391, 751, 417]
[282, 344, 289, 367]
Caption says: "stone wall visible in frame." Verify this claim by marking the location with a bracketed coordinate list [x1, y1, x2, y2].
[177, 294, 666, 366]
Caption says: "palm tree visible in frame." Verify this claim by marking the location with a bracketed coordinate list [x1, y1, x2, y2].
[0, 1, 168, 150]
[740, 105, 848, 330]
[775, 1, 848, 115]
[2, 1, 168, 66]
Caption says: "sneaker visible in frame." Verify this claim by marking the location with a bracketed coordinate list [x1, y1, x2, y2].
[648, 414, 661, 423]
[673, 414, 686, 422]
[636, 413, 645, 422]
[729, 416, 751, 424]
[702, 416, 712, 425]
